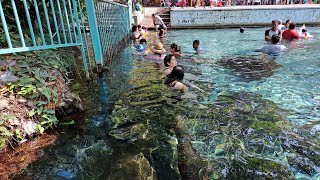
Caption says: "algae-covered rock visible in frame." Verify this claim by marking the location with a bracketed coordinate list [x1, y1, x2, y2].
[219, 55, 282, 80]
[108, 153, 157, 180]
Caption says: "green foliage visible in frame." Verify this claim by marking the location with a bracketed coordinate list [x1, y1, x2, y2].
[0, 48, 76, 148]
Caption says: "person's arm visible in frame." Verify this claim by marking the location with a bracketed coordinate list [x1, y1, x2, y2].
[265, 30, 271, 41]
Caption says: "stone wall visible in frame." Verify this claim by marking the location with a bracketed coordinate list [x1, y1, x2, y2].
[170, 5, 320, 28]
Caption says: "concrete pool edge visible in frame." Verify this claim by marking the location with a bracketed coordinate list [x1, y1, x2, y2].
[170, 5, 320, 28]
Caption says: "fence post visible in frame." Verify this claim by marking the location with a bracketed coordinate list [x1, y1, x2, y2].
[128, 0, 133, 27]
[85, 0, 103, 67]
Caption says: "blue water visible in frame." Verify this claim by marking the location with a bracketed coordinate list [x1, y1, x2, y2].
[164, 28, 320, 125]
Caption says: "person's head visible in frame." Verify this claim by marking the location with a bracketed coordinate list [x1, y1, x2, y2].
[132, 25, 138, 32]
[271, 20, 279, 30]
[137, 25, 142, 31]
[193, 40, 200, 49]
[165, 66, 185, 85]
[285, 19, 291, 27]
[271, 35, 281, 45]
[240, 27, 244, 33]
[164, 54, 177, 68]
[170, 43, 181, 54]
[140, 38, 147, 45]
[302, 29, 307, 33]
[278, 20, 282, 25]
[151, 42, 166, 54]
[152, 13, 156, 19]
[289, 22, 296, 30]
[136, 44, 145, 52]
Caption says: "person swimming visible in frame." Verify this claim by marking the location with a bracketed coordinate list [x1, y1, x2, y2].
[240, 27, 245, 33]
[170, 43, 182, 57]
[193, 40, 201, 54]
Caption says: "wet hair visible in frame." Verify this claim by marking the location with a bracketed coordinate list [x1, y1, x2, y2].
[285, 19, 291, 24]
[170, 43, 181, 52]
[164, 54, 174, 67]
[164, 66, 185, 85]
[132, 25, 138, 32]
[289, 23, 296, 30]
[140, 38, 147, 44]
[302, 29, 307, 33]
[240, 27, 244, 33]
[271, 35, 281, 44]
[193, 40, 200, 45]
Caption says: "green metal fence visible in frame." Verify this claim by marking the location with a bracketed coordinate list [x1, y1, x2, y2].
[0, 0, 132, 78]
[86, 0, 132, 68]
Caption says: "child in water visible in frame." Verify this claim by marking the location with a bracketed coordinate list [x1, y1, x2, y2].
[193, 40, 201, 54]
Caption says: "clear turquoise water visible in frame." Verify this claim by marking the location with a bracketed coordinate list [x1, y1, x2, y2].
[164, 27, 320, 125]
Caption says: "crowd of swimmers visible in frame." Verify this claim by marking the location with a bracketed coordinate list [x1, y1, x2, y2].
[130, 17, 314, 94]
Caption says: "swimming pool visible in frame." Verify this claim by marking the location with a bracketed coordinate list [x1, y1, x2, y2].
[159, 28, 320, 179]
[163, 27, 320, 125]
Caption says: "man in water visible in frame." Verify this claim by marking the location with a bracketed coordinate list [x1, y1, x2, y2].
[265, 20, 282, 41]
[258, 35, 286, 56]
[152, 13, 167, 32]
[282, 22, 300, 41]
[193, 40, 200, 53]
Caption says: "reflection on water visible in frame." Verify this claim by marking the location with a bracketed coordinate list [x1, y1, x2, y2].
[10, 28, 320, 179]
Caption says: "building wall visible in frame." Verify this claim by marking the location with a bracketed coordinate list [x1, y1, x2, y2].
[170, 5, 320, 28]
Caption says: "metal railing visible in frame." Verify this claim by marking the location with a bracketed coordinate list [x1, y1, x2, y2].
[86, 0, 132, 67]
[0, 0, 91, 78]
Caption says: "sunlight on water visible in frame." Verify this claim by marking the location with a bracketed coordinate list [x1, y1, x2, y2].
[164, 28, 320, 125]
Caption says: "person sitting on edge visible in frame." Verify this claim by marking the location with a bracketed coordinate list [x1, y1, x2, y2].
[152, 13, 167, 32]
[170, 43, 182, 57]
[257, 35, 286, 56]
[162, 54, 177, 78]
[282, 22, 300, 41]
[193, 40, 201, 53]
[159, 29, 166, 38]
[131, 25, 141, 40]
[265, 20, 282, 41]
[164, 66, 187, 93]
[240, 27, 245, 33]
[278, 20, 286, 31]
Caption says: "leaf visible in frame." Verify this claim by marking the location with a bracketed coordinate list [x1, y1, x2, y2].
[61, 120, 75, 125]
[37, 106, 43, 115]
[37, 125, 45, 134]
[38, 87, 51, 101]
[36, 101, 47, 105]
[19, 77, 35, 85]
[28, 109, 36, 117]
[59, 102, 66, 107]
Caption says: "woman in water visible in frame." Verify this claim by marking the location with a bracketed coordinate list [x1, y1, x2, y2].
[162, 54, 177, 78]
[170, 43, 182, 57]
[164, 66, 186, 93]
[145, 42, 166, 63]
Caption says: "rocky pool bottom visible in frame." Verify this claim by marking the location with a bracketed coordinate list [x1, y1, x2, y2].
[8, 46, 319, 179]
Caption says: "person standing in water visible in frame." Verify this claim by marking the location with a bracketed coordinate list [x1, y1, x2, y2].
[265, 20, 282, 42]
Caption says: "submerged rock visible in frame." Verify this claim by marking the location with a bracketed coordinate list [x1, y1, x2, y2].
[108, 153, 157, 180]
[219, 55, 281, 80]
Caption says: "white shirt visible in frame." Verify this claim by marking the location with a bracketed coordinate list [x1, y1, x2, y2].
[261, 44, 286, 56]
